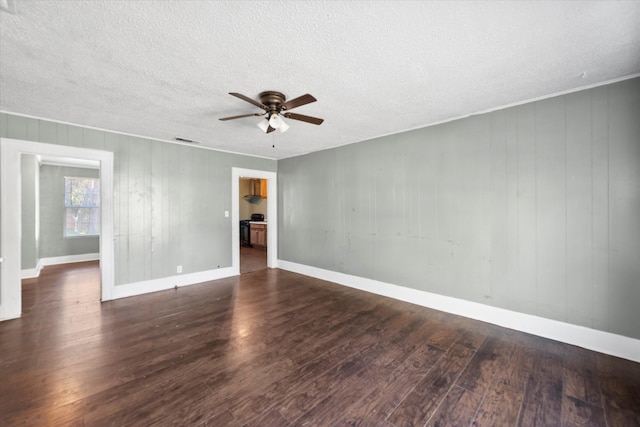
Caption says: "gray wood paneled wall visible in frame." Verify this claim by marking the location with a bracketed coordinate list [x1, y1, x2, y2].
[20, 155, 38, 269]
[1, 114, 276, 287]
[278, 77, 640, 340]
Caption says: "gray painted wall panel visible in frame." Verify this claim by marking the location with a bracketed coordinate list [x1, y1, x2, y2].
[150, 139, 164, 279]
[590, 86, 610, 332]
[565, 90, 594, 327]
[21, 155, 38, 269]
[1, 113, 276, 287]
[489, 110, 509, 309]
[278, 77, 640, 340]
[7, 115, 28, 139]
[515, 104, 537, 316]
[607, 81, 640, 338]
[504, 108, 520, 311]
[535, 97, 567, 322]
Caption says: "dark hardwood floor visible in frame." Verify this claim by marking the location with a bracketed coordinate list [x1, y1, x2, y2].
[240, 245, 267, 274]
[2, 262, 639, 426]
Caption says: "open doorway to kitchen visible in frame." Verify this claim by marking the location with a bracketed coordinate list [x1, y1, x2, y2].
[231, 168, 277, 276]
[239, 177, 268, 274]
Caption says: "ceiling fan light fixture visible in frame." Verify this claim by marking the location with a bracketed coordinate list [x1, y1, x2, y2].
[257, 118, 270, 132]
[268, 113, 289, 133]
[268, 113, 282, 128]
[221, 91, 322, 134]
[278, 117, 289, 133]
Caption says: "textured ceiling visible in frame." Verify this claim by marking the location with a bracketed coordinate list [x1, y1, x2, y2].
[1, 1, 639, 160]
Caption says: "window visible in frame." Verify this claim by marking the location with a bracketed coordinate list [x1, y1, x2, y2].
[64, 176, 100, 237]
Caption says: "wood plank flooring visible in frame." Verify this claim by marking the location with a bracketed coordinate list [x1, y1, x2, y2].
[240, 245, 267, 275]
[1, 262, 639, 426]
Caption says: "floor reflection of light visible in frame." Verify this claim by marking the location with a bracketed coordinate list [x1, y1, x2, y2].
[23, 262, 109, 421]
[229, 287, 263, 358]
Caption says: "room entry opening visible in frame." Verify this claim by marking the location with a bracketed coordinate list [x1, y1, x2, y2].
[231, 168, 277, 276]
[239, 177, 268, 274]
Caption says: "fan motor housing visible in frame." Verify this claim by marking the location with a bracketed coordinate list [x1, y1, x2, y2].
[259, 91, 286, 110]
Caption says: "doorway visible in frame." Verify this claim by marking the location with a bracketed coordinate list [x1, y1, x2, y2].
[0, 138, 114, 321]
[231, 168, 277, 276]
[239, 177, 267, 274]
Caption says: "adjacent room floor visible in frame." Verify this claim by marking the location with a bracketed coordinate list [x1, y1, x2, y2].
[240, 244, 267, 274]
[1, 262, 639, 426]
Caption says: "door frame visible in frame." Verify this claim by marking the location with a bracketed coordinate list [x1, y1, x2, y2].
[0, 138, 115, 321]
[231, 167, 277, 274]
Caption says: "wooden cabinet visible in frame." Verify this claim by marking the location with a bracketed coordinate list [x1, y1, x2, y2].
[250, 223, 267, 247]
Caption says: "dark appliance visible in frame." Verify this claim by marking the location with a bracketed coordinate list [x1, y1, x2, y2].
[240, 220, 251, 247]
[241, 214, 265, 247]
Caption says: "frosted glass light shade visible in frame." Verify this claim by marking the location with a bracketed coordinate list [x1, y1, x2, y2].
[269, 114, 289, 133]
[257, 118, 270, 132]
[269, 113, 283, 128]
[278, 117, 290, 133]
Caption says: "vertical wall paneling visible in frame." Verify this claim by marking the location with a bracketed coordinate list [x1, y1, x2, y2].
[68, 125, 84, 148]
[150, 137, 164, 279]
[534, 97, 567, 322]
[0, 113, 8, 137]
[565, 90, 593, 327]
[7, 115, 28, 139]
[127, 136, 146, 283]
[20, 155, 38, 270]
[489, 110, 509, 308]
[278, 77, 640, 340]
[26, 118, 39, 141]
[0, 113, 276, 293]
[590, 86, 610, 332]
[607, 79, 640, 338]
[504, 108, 520, 311]
[37, 120, 57, 145]
[514, 103, 537, 316]
[103, 131, 121, 282]
[117, 134, 130, 285]
[83, 128, 105, 150]
[418, 127, 440, 292]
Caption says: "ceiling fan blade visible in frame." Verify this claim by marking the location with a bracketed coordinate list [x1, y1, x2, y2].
[219, 113, 263, 121]
[283, 112, 324, 125]
[229, 92, 268, 110]
[266, 126, 276, 133]
[281, 94, 317, 111]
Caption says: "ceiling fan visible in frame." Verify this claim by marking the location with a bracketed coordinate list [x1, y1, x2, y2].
[219, 91, 324, 133]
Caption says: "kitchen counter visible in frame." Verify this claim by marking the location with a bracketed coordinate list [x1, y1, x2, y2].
[249, 221, 267, 225]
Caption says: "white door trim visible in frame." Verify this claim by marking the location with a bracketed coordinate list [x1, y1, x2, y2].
[0, 138, 115, 321]
[231, 167, 277, 274]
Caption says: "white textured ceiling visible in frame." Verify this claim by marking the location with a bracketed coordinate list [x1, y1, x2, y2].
[1, 1, 639, 159]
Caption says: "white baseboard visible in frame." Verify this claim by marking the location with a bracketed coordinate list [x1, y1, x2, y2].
[21, 253, 100, 279]
[40, 253, 100, 267]
[112, 267, 236, 300]
[277, 260, 640, 363]
[21, 266, 41, 279]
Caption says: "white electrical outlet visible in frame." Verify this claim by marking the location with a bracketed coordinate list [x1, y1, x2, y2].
[177, 265, 182, 274]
